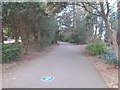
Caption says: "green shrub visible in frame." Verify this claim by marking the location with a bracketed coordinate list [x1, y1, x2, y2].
[69, 29, 87, 44]
[98, 50, 120, 67]
[2, 43, 22, 63]
[87, 40, 108, 55]
[58, 29, 87, 44]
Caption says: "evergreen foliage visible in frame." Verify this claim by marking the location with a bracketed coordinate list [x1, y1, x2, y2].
[2, 2, 59, 50]
[98, 50, 120, 66]
[87, 40, 108, 55]
[2, 43, 22, 63]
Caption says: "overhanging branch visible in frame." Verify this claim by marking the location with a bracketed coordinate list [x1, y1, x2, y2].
[81, 3, 101, 16]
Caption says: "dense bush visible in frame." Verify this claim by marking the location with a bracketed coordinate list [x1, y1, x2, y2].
[58, 28, 87, 44]
[2, 43, 22, 63]
[87, 40, 108, 55]
[69, 29, 87, 44]
[58, 34, 64, 41]
[58, 33, 70, 42]
[98, 50, 120, 66]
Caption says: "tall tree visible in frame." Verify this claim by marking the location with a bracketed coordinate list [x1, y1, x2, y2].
[2, 2, 59, 53]
[0, 20, 3, 43]
[77, 2, 119, 60]
[117, 1, 120, 60]
[0, 3, 2, 43]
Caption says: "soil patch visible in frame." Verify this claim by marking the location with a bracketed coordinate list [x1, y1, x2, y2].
[79, 45, 118, 88]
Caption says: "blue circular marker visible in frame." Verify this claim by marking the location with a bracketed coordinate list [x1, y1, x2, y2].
[41, 76, 55, 82]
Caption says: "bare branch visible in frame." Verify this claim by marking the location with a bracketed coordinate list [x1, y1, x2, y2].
[80, 3, 101, 16]
[100, 2, 105, 15]
[85, 2, 98, 10]
[106, 2, 109, 17]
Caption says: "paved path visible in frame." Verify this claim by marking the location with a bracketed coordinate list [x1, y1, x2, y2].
[3, 42, 107, 88]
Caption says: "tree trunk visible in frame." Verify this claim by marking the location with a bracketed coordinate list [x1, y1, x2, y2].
[117, 1, 120, 60]
[14, 30, 19, 43]
[94, 26, 97, 39]
[104, 18, 119, 60]
[0, 19, 3, 43]
[0, 28, 2, 43]
[33, 31, 38, 42]
[117, 31, 120, 60]
[2, 29, 4, 43]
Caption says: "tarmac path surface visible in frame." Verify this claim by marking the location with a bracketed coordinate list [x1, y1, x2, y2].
[2, 42, 107, 88]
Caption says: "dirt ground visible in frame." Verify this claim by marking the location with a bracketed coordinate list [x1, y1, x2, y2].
[79, 45, 118, 88]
